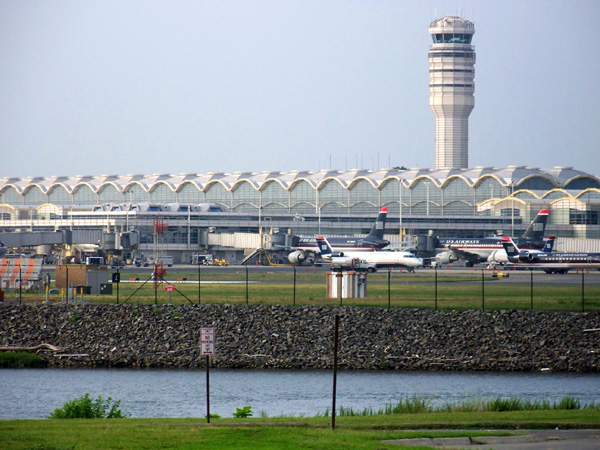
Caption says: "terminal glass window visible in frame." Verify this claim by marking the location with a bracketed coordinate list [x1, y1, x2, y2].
[517, 177, 555, 191]
[320, 180, 346, 208]
[205, 182, 230, 209]
[475, 177, 507, 203]
[569, 209, 599, 225]
[232, 181, 258, 210]
[500, 208, 521, 217]
[48, 185, 71, 205]
[290, 202, 314, 215]
[72, 185, 97, 205]
[261, 181, 288, 212]
[443, 178, 472, 208]
[150, 183, 175, 203]
[564, 177, 600, 190]
[124, 184, 148, 203]
[23, 185, 46, 205]
[290, 180, 314, 209]
[349, 202, 378, 215]
[98, 184, 122, 203]
[321, 202, 346, 215]
[177, 182, 203, 203]
[444, 200, 473, 215]
[349, 179, 378, 209]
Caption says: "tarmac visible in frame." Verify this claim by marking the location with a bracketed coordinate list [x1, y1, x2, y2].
[382, 429, 600, 449]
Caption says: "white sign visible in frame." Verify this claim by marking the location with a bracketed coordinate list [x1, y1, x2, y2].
[201, 327, 215, 355]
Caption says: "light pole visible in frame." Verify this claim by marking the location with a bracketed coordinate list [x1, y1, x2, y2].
[423, 181, 431, 216]
[511, 181, 515, 237]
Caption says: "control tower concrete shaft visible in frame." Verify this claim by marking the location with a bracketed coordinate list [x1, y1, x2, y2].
[429, 17, 475, 169]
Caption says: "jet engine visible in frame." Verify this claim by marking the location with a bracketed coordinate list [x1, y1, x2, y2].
[287, 251, 307, 264]
[435, 252, 455, 265]
[487, 249, 508, 263]
[518, 251, 535, 262]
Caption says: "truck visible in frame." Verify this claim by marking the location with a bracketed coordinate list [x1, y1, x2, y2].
[143, 255, 174, 267]
[190, 254, 214, 265]
[85, 256, 105, 265]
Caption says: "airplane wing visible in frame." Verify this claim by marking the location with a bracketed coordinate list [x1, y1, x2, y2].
[446, 246, 483, 264]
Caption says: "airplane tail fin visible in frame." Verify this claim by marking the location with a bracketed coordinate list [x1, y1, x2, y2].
[500, 236, 520, 258]
[520, 209, 549, 241]
[315, 236, 334, 260]
[365, 207, 388, 242]
[543, 235, 556, 253]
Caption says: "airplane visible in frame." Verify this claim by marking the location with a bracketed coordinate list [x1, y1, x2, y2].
[316, 236, 423, 272]
[434, 209, 550, 267]
[286, 207, 390, 264]
[500, 236, 600, 274]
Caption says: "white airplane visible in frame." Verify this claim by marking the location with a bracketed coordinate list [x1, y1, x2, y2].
[316, 236, 423, 272]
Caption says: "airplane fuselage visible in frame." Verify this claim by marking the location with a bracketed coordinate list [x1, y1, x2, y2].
[435, 237, 545, 263]
[506, 251, 600, 271]
[296, 236, 389, 253]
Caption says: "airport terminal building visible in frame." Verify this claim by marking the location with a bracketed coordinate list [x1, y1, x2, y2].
[1, 17, 598, 263]
[0, 166, 599, 263]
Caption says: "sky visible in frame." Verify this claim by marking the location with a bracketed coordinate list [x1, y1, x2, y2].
[1, 0, 599, 179]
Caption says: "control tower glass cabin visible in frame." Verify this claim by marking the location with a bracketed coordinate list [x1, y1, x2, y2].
[429, 17, 475, 169]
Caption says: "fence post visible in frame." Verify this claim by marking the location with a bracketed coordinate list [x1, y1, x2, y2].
[435, 266, 438, 311]
[481, 269, 485, 311]
[293, 266, 297, 306]
[582, 271, 585, 312]
[530, 270, 533, 310]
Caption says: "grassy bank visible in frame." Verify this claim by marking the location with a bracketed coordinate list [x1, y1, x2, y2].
[1, 410, 599, 450]
[12, 270, 600, 310]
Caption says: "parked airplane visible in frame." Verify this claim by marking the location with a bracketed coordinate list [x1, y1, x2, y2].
[435, 209, 550, 267]
[286, 207, 390, 264]
[316, 236, 423, 272]
[500, 236, 600, 274]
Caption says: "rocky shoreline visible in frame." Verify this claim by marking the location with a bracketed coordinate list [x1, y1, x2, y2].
[1, 304, 598, 372]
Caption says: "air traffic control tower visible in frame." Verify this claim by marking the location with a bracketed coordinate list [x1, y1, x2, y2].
[429, 17, 475, 169]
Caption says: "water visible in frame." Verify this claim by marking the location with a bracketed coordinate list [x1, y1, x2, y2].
[1, 369, 598, 419]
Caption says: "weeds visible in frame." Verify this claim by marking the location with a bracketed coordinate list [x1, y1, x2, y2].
[49, 393, 126, 419]
[0, 351, 45, 368]
[233, 406, 253, 418]
[332, 395, 598, 416]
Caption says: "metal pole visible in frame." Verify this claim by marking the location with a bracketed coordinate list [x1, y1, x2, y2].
[206, 355, 210, 423]
[332, 314, 339, 430]
[198, 262, 201, 305]
[481, 269, 485, 311]
[245, 265, 249, 305]
[582, 271, 585, 312]
[154, 264, 158, 305]
[293, 266, 296, 306]
[19, 265, 22, 305]
[530, 270, 533, 310]
[116, 266, 120, 305]
[387, 268, 391, 310]
[435, 266, 438, 311]
[66, 265, 69, 304]
[337, 272, 342, 306]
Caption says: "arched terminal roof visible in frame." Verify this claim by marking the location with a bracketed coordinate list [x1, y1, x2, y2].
[0, 167, 598, 195]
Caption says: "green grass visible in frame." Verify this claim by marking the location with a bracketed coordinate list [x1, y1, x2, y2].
[1, 410, 599, 450]
[0, 352, 46, 368]
[16, 270, 600, 311]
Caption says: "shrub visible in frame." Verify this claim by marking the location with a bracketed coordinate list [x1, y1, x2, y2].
[0, 351, 45, 368]
[49, 393, 125, 419]
[233, 406, 253, 418]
